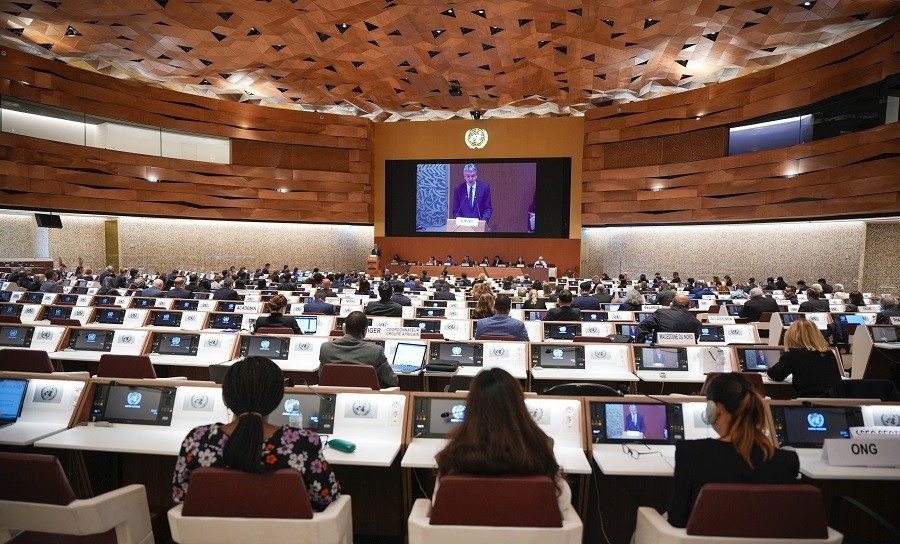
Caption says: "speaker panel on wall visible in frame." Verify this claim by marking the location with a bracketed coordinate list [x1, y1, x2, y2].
[34, 213, 63, 229]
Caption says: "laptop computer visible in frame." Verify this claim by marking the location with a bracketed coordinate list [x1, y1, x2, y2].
[390, 342, 428, 374]
[0, 378, 29, 428]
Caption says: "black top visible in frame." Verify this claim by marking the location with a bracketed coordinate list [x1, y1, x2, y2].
[522, 299, 548, 310]
[544, 306, 581, 321]
[668, 439, 800, 528]
[738, 296, 779, 322]
[253, 312, 301, 334]
[767, 348, 842, 397]
[365, 299, 403, 317]
[798, 298, 830, 312]
[876, 308, 900, 325]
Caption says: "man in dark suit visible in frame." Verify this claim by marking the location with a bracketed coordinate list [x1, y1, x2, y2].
[572, 281, 601, 311]
[452, 163, 492, 221]
[212, 277, 241, 300]
[318, 311, 397, 389]
[636, 295, 701, 343]
[738, 287, 780, 322]
[139, 278, 165, 298]
[544, 290, 581, 321]
[432, 283, 456, 300]
[391, 284, 412, 306]
[165, 276, 193, 299]
[303, 291, 336, 315]
[474, 294, 528, 341]
[365, 282, 403, 317]
[625, 404, 646, 434]
[593, 285, 614, 304]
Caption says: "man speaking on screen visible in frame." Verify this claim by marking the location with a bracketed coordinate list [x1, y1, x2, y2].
[452, 163, 493, 221]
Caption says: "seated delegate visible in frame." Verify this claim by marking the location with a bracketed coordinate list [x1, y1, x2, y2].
[252, 294, 301, 333]
[767, 319, 842, 397]
[172, 357, 341, 511]
[666, 373, 799, 527]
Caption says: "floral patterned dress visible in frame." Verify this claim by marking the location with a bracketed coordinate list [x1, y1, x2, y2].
[172, 423, 341, 511]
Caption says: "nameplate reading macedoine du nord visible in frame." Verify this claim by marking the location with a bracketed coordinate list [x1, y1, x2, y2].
[707, 315, 736, 324]
[455, 217, 479, 228]
[656, 332, 696, 346]
[822, 438, 900, 467]
[890, 316, 900, 326]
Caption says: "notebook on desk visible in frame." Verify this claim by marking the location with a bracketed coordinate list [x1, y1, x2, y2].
[0, 378, 28, 428]
[390, 342, 428, 374]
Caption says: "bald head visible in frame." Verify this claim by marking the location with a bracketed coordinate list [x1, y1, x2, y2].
[671, 294, 690, 309]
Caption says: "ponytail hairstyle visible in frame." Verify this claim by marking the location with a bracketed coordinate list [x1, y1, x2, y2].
[706, 373, 775, 468]
[264, 294, 288, 314]
[221, 357, 285, 472]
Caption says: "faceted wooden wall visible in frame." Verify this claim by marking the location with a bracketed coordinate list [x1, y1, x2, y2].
[0, 47, 373, 224]
[582, 17, 900, 226]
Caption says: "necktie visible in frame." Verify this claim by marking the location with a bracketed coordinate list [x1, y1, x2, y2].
[468, 185, 474, 207]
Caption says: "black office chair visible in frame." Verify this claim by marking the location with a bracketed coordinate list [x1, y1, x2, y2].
[444, 375, 472, 393]
[832, 379, 900, 401]
[542, 383, 623, 396]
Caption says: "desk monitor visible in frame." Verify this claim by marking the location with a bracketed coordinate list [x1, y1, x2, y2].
[267, 392, 336, 433]
[174, 299, 200, 311]
[94, 295, 118, 307]
[0, 304, 23, 317]
[0, 291, 12, 303]
[543, 322, 581, 340]
[130, 297, 156, 308]
[466, 301, 477, 309]
[390, 342, 429, 373]
[589, 401, 684, 444]
[56, 294, 78, 305]
[152, 332, 201, 356]
[736, 347, 784, 372]
[412, 396, 467, 438]
[0, 326, 34, 348]
[194, 292, 211, 299]
[19, 292, 44, 304]
[294, 316, 318, 335]
[416, 307, 445, 319]
[238, 336, 290, 360]
[688, 299, 700, 309]
[832, 313, 866, 326]
[698, 325, 725, 343]
[0, 378, 29, 426]
[871, 326, 900, 343]
[150, 310, 183, 327]
[90, 384, 176, 426]
[770, 405, 863, 448]
[524, 310, 546, 321]
[404, 319, 441, 334]
[726, 305, 742, 316]
[429, 342, 483, 367]
[67, 329, 115, 352]
[530, 344, 586, 369]
[72, 287, 90, 295]
[616, 324, 641, 343]
[424, 300, 448, 308]
[45, 306, 73, 320]
[633, 347, 689, 371]
[781, 313, 805, 326]
[334, 316, 373, 330]
[93, 308, 126, 325]
[580, 311, 609, 322]
[208, 313, 241, 330]
[635, 312, 654, 322]
[217, 301, 239, 313]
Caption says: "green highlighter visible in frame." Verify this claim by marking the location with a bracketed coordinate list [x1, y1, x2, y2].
[327, 438, 357, 453]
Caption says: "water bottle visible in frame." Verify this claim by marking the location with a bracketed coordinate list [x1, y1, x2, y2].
[289, 409, 302, 428]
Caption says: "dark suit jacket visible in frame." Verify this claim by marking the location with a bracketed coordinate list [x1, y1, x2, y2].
[636, 308, 701, 343]
[544, 306, 582, 321]
[165, 288, 193, 299]
[452, 181, 492, 220]
[474, 314, 528, 341]
[876, 308, 900, 324]
[318, 334, 397, 388]
[571, 295, 601, 311]
[212, 288, 241, 300]
[798, 298, 830, 312]
[253, 312, 301, 333]
[303, 299, 336, 315]
[667, 439, 799, 528]
[365, 300, 403, 317]
[391, 294, 412, 306]
[432, 290, 456, 300]
[738, 296, 780, 322]
[624, 413, 645, 433]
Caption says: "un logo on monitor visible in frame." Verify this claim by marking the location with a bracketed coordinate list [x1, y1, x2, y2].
[807, 412, 825, 428]
[171, 336, 181, 346]
[451, 346, 462, 356]
[260, 340, 271, 350]
[126, 391, 142, 406]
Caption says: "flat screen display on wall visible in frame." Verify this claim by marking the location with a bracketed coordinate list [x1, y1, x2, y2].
[385, 158, 571, 238]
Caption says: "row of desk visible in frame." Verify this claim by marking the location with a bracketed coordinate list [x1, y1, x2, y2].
[1, 373, 897, 543]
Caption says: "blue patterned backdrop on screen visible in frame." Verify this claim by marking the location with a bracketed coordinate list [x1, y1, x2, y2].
[607, 404, 625, 437]
[417, 163, 449, 228]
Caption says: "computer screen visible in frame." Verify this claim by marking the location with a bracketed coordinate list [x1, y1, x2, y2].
[131, 297, 155, 308]
[781, 313, 805, 326]
[771, 405, 862, 448]
[56, 294, 78, 305]
[633, 347, 689, 371]
[90, 384, 176, 426]
[266, 392, 336, 433]
[150, 311, 182, 327]
[415, 307, 445, 318]
[217, 301, 238, 312]
[294, 316, 318, 334]
[0, 378, 29, 425]
[616, 323, 640, 342]
[428, 342, 483, 367]
[589, 401, 684, 444]
[543, 322, 581, 340]
[581, 311, 609, 322]
[93, 308, 126, 325]
[737, 348, 784, 371]
[530, 344, 586, 369]
[0, 304, 23, 316]
[391, 342, 429, 370]
[153, 333, 200, 356]
[239, 336, 290, 360]
[20, 292, 44, 304]
[175, 299, 199, 311]
[412, 396, 467, 438]
[0, 326, 34, 348]
[698, 325, 725, 343]
[68, 330, 115, 352]
[46, 306, 74, 320]
[94, 296, 117, 306]
[208, 313, 241, 329]
[404, 319, 441, 333]
[872, 327, 899, 343]
[0, 291, 12, 303]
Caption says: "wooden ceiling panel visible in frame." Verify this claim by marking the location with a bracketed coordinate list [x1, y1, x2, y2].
[0, 0, 895, 121]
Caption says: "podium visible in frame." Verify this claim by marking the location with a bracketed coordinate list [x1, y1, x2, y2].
[366, 255, 380, 276]
[447, 218, 487, 232]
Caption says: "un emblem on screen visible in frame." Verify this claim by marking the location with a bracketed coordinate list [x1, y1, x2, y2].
[260, 340, 270, 349]
[126, 391, 142, 406]
[807, 412, 825, 428]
